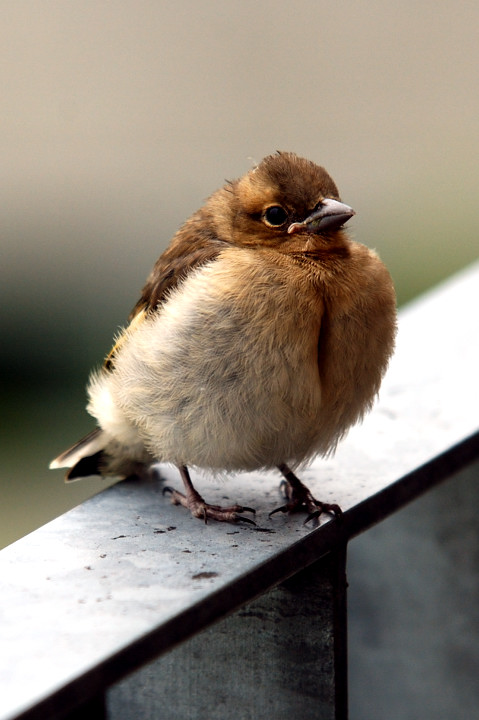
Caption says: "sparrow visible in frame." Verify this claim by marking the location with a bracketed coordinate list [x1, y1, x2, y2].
[50, 152, 397, 524]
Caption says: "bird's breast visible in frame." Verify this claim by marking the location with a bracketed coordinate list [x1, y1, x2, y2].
[108, 246, 325, 471]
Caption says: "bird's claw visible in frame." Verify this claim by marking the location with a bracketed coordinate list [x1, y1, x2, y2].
[270, 499, 342, 524]
[270, 469, 342, 524]
[268, 504, 289, 518]
[162, 485, 256, 525]
[304, 503, 343, 525]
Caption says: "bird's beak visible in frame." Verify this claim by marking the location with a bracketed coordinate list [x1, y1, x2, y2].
[287, 198, 355, 235]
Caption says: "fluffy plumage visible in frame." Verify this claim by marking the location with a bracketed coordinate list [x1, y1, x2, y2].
[51, 152, 397, 523]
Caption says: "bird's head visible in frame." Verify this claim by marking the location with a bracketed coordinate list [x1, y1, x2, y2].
[214, 152, 355, 252]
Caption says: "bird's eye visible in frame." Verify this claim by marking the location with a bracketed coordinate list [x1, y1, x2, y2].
[263, 205, 288, 227]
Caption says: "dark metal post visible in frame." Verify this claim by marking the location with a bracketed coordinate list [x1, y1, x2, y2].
[108, 546, 349, 720]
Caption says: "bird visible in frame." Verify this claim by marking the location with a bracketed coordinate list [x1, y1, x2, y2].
[50, 152, 397, 524]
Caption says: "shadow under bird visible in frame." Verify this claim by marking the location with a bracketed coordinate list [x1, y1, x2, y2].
[51, 152, 396, 523]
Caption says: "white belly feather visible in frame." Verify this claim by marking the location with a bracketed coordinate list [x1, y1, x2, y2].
[87, 247, 324, 471]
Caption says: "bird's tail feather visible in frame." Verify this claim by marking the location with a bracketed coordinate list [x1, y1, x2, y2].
[49, 428, 106, 482]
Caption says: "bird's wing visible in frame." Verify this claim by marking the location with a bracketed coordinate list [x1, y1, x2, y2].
[129, 238, 225, 320]
[104, 224, 226, 371]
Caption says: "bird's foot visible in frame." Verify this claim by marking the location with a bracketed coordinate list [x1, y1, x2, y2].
[270, 464, 342, 524]
[163, 484, 256, 525]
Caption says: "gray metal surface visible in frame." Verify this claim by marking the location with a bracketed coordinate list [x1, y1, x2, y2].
[1, 261, 478, 720]
[108, 551, 348, 720]
[348, 461, 479, 720]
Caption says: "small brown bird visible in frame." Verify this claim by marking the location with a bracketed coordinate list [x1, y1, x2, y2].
[50, 152, 396, 523]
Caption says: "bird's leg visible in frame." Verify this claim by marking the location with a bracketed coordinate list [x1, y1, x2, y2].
[270, 463, 342, 523]
[163, 465, 256, 524]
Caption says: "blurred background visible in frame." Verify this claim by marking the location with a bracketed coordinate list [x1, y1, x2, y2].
[1, 1, 478, 717]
